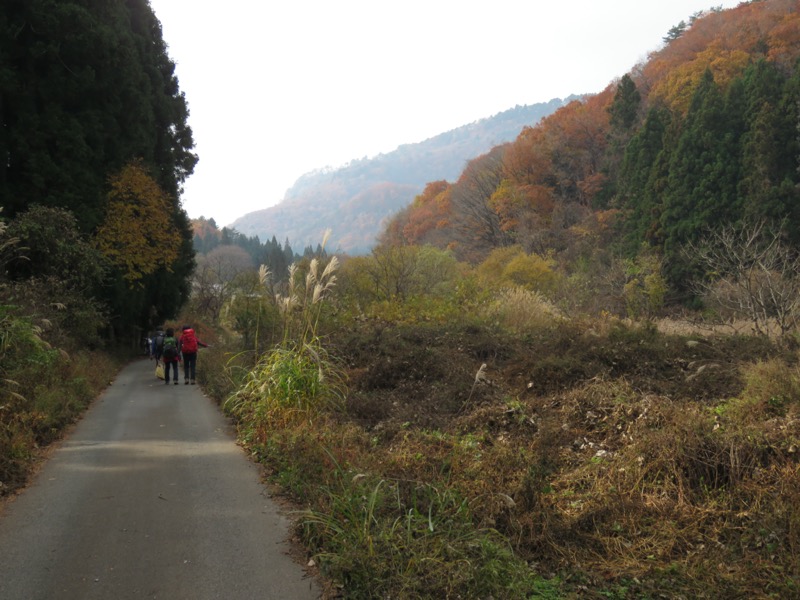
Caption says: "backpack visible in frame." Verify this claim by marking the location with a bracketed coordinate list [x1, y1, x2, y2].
[155, 333, 165, 351]
[162, 336, 178, 360]
[181, 330, 198, 354]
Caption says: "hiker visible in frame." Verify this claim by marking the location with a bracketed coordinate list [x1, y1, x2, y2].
[151, 328, 165, 362]
[161, 327, 181, 385]
[179, 325, 208, 385]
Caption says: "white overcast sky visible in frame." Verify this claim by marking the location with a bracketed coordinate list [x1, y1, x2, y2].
[147, 0, 742, 227]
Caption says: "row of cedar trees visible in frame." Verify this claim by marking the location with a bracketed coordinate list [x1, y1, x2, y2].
[192, 218, 330, 284]
[0, 1, 197, 342]
[382, 0, 800, 293]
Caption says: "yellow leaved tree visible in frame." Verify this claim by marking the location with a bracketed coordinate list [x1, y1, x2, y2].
[94, 160, 179, 285]
[650, 40, 751, 114]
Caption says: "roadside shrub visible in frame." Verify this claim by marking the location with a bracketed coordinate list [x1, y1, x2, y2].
[5, 205, 108, 294]
[225, 248, 347, 434]
[0, 304, 118, 494]
[3, 278, 107, 351]
[482, 286, 563, 334]
[194, 342, 250, 404]
[225, 341, 347, 435]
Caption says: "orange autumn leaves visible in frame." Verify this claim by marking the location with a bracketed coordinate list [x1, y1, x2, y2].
[94, 160, 180, 284]
[390, 93, 614, 252]
[385, 1, 800, 261]
[646, 1, 800, 113]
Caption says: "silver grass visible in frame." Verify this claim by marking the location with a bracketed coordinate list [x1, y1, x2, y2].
[275, 294, 287, 315]
[312, 283, 323, 305]
[312, 274, 338, 305]
[258, 264, 271, 287]
[320, 228, 332, 251]
[462, 363, 488, 411]
[306, 258, 319, 293]
[321, 255, 339, 280]
[474, 363, 487, 384]
[287, 263, 298, 294]
[279, 295, 295, 315]
[304, 343, 325, 382]
[226, 293, 237, 318]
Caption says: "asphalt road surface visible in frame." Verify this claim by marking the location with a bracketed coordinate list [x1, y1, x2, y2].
[0, 358, 321, 600]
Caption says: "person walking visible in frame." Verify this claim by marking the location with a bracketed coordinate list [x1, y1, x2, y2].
[151, 328, 165, 362]
[161, 328, 181, 385]
[179, 325, 208, 385]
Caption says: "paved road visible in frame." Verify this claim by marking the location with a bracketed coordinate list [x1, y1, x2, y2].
[0, 359, 320, 600]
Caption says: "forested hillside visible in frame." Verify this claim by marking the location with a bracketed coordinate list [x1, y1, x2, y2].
[230, 99, 573, 253]
[383, 0, 800, 290]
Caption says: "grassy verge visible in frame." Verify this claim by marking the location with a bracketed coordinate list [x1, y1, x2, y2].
[0, 343, 125, 497]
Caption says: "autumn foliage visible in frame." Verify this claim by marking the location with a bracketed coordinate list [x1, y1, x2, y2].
[402, 181, 451, 244]
[380, 0, 800, 287]
[94, 160, 181, 284]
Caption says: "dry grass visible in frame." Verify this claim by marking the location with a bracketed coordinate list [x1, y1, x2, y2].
[657, 316, 786, 338]
[482, 286, 563, 333]
[0, 348, 120, 495]
[203, 299, 800, 597]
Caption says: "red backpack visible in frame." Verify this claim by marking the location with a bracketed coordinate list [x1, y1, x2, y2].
[181, 329, 198, 353]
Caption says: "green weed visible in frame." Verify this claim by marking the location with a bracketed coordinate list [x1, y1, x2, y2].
[301, 471, 557, 599]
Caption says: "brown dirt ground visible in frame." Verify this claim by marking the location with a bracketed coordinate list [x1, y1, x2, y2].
[334, 318, 783, 436]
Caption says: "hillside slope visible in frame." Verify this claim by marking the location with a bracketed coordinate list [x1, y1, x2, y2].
[230, 98, 574, 253]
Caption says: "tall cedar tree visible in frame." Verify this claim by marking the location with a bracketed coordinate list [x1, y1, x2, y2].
[616, 106, 673, 254]
[738, 60, 800, 232]
[0, 0, 197, 337]
[661, 70, 743, 285]
[608, 74, 642, 131]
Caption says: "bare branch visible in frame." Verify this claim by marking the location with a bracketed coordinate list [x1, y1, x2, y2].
[685, 221, 800, 337]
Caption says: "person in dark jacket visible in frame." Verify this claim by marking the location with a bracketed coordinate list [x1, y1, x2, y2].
[151, 328, 165, 362]
[161, 328, 181, 385]
[178, 325, 208, 384]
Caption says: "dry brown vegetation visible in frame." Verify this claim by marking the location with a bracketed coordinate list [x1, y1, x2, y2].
[281, 313, 800, 598]
[199, 238, 800, 596]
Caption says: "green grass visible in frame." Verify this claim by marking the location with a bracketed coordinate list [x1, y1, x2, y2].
[301, 470, 559, 599]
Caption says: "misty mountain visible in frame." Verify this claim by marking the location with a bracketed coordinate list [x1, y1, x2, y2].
[230, 97, 576, 253]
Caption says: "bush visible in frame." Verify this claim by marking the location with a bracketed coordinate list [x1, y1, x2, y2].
[225, 342, 347, 434]
[726, 357, 800, 419]
[0, 305, 119, 494]
[482, 286, 563, 334]
[477, 245, 561, 294]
